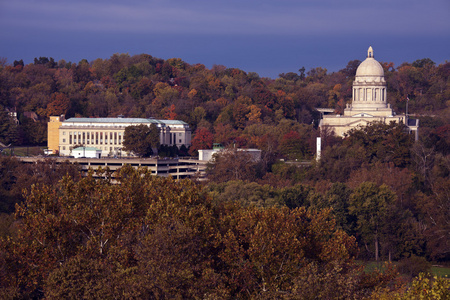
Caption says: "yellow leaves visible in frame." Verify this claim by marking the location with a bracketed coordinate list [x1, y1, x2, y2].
[83, 81, 99, 94]
[188, 88, 198, 99]
[212, 205, 359, 294]
[166, 58, 186, 70]
[4, 166, 369, 298]
[246, 105, 262, 123]
[152, 82, 170, 97]
[407, 273, 450, 300]
[152, 82, 179, 110]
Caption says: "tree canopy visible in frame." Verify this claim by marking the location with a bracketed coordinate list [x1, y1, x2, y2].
[0, 53, 447, 151]
[0, 166, 401, 299]
[122, 124, 159, 157]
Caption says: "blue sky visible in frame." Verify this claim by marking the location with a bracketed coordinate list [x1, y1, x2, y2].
[1, 0, 449, 78]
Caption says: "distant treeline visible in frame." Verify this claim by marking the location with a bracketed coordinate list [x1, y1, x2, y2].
[0, 54, 448, 152]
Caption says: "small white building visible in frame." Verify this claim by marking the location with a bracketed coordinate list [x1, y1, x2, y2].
[198, 148, 261, 162]
[72, 147, 102, 158]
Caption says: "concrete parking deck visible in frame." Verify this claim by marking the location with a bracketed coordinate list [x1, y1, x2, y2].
[17, 156, 208, 180]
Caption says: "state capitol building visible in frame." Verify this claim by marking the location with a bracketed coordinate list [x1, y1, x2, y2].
[318, 46, 419, 139]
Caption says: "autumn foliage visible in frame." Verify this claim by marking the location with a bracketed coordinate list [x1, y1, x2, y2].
[0, 53, 448, 151]
[189, 127, 213, 155]
[0, 52, 449, 298]
[0, 166, 401, 299]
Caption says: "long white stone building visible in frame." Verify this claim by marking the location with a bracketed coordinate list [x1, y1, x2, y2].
[48, 116, 191, 157]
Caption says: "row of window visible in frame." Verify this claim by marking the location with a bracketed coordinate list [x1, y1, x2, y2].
[63, 131, 183, 137]
[62, 131, 123, 146]
[60, 146, 122, 152]
[61, 130, 187, 146]
[62, 131, 123, 136]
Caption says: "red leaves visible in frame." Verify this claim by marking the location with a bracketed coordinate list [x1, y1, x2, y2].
[189, 127, 213, 155]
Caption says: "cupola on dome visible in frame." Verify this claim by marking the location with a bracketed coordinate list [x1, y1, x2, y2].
[355, 46, 385, 77]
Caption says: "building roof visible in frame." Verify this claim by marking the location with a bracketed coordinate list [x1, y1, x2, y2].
[64, 117, 158, 124]
[72, 147, 101, 151]
[161, 120, 189, 125]
[63, 117, 188, 126]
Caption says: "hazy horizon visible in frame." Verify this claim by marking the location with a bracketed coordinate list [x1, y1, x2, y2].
[1, 0, 449, 78]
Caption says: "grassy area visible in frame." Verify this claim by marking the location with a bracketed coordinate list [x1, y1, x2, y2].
[1, 146, 46, 157]
[431, 265, 450, 278]
[361, 261, 391, 273]
[360, 261, 450, 278]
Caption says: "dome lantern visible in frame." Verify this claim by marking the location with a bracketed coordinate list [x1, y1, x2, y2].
[367, 46, 374, 58]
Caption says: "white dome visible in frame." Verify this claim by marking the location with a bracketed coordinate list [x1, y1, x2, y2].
[351, 46, 388, 110]
[355, 46, 384, 77]
[355, 58, 384, 77]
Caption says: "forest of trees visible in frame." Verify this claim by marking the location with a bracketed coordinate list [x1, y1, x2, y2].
[0, 166, 448, 299]
[0, 54, 448, 153]
[0, 54, 449, 298]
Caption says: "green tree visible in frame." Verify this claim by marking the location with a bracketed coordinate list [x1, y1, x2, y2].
[0, 157, 23, 213]
[123, 124, 159, 157]
[0, 106, 17, 145]
[207, 148, 263, 183]
[311, 143, 366, 182]
[277, 183, 314, 209]
[349, 182, 397, 261]
[344, 121, 413, 168]
[278, 130, 309, 160]
[323, 182, 355, 234]
[206, 180, 277, 207]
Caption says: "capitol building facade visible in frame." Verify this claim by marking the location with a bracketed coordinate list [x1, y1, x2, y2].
[318, 47, 419, 139]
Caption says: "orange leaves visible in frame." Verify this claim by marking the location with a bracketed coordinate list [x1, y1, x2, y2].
[381, 61, 395, 72]
[215, 97, 229, 108]
[163, 104, 178, 120]
[246, 105, 262, 123]
[45, 92, 70, 118]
